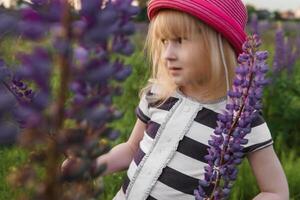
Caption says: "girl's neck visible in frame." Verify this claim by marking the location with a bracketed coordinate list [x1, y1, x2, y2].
[179, 84, 227, 104]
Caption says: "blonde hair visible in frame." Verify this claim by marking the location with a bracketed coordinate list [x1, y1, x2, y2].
[141, 9, 237, 104]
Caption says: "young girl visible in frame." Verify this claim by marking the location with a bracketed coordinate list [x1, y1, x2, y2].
[78, 0, 290, 199]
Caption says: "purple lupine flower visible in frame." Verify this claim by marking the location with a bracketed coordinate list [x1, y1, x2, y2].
[285, 37, 294, 75]
[0, 13, 19, 37]
[10, 78, 34, 103]
[272, 26, 300, 76]
[31, 0, 48, 6]
[0, 59, 11, 82]
[0, 0, 139, 198]
[0, 62, 19, 145]
[0, 60, 35, 130]
[295, 36, 300, 60]
[67, 0, 137, 130]
[258, 20, 270, 34]
[17, 47, 52, 92]
[250, 13, 259, 35]
[285, 36, 300, 75]
[18, 10, 46, 40]
[74, 46, 89, 66]
[272, 27, 286, 74]
[10, 47, 52, 129]
[194, 34, 269, 200]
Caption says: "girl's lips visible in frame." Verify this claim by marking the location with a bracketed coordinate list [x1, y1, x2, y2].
[169, 67, 182, 75]
[169, 67, 182, 70]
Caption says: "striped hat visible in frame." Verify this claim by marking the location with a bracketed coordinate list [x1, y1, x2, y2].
[147, 0, 248, 54]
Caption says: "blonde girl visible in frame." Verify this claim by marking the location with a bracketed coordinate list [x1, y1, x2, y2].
[65, 0, 289, 199]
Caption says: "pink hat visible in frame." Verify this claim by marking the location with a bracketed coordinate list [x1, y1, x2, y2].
[147, 0, 248, 54]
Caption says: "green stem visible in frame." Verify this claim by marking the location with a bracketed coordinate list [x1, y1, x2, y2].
[44, 1, 72, 199]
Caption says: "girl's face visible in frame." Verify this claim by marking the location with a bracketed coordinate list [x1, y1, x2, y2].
[161, 33, 210, 89]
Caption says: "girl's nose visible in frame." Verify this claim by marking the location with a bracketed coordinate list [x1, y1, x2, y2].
[162, 42, 177, 61]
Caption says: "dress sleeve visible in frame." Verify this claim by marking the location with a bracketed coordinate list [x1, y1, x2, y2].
[135, 93, 151, 124]
[243, 114, 273, 154]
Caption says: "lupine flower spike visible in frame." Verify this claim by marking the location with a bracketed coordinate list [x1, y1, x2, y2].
[0, 0, 139, 199]
[194, 34, 269, 200]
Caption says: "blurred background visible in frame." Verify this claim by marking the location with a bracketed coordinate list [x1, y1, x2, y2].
[0, 0, 299, 200]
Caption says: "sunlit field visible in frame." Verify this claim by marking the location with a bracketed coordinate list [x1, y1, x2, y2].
[0, 2, 300, 199]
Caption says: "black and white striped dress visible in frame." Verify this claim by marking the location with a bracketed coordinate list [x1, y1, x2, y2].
[117, 88, 273, 200]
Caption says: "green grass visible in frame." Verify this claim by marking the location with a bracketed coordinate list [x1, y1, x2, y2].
[101, 172, 126, 199]
[0, 146, 28, 200]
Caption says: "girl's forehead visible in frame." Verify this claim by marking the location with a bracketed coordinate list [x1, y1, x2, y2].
[152, 10, 201, 39]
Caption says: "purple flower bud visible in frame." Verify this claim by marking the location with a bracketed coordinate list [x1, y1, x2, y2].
[19, 9, 46, 40]
[238, 53, 250, 63]
[74, 46, 89, 65]
[25, 90, 34, 99]
[224, 154, 230, 161]
[121, 22, 136, 35]
[233, 78, 242, 86]
[72, 20, 87, 38]
[204, 154, 214, 162]
[99, 7, 119, 25]
[233, 158, 243, 164]
[84, 65, 116, 84]
[0, 92, 15, 113]
[214, 127, 223, 135]
[0, 122, 19, 145]
[222, 188, 231, 196]
[126, 5, 140, 16]
[235, 66, 248, 76]
[256, 51, 268, 61]
[0, 14, 18, 36]
[32, 92, 50, 110]
[114, 67, 132, 81]
[254, 102, 263, 110]
[73, 94, 86, 105]
[239, 138, 248, 145]
[233, 152, 244, 158]
[87, 107, 110, 126]
[31, 0, 48, 6]
[259, 64, 269, 73]
[80, 0, 101, 17]
[121, 42, 135, 55]
[21, 8, 42, 22]
[217, 113, 227, 122]
[41, 0, 63, 23]
[199, 179, 209, 187]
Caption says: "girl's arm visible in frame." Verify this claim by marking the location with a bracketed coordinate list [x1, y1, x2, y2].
[95, 118, 146, 175]
[247, 145, 289, 200]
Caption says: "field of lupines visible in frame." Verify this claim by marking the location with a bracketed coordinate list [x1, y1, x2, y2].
[0, 1, 300, 199]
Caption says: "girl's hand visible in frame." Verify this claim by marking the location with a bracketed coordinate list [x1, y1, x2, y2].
[61, 157, 73, 174]
[61, 157, 77, 176]
[60, 157, 88, 181]
[61, 156, 107, 181]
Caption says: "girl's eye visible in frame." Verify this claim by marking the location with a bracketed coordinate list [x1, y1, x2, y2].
[161, 39, 167, 45]
[161, 38, 183, 45]
[176, 37, 182, 44]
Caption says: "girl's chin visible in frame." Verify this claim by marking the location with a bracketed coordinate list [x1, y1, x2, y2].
[172, 79, 186, 87]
